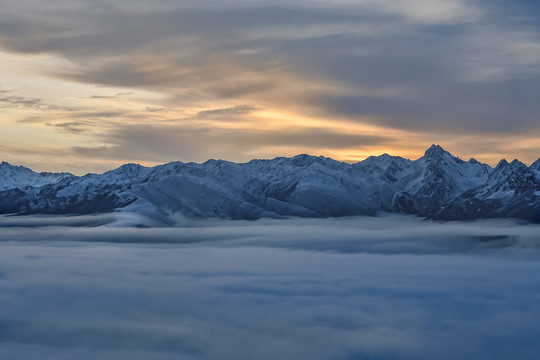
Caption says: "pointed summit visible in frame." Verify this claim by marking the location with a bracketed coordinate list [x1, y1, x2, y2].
[494, 159, 509, 170]
[424, 144, 450, 159]
[489, 158, 533, 188]
[530, 158, 540, 171]
[509, 159, 527, 170]
[290, 154, 322, 167]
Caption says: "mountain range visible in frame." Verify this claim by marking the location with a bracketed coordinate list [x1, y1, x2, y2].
[1, 145, 539, 223]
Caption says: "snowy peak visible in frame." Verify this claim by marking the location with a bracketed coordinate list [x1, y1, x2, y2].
[358, 153, 408, 167]
[0, 161, 75, 191]
[530, 158, 540, 172]
[422, 145, 465, 166]
[0, 161, 32, 172]
[424, 144, 450, 159]
[104, 163, 149, 180]
[355, 153, 411, 181]
[486, 158, 537, 195]
[490, 159, 528, 181]
[0, 147, 538, 222]
[497, 159, 508, 166]
[287, 154, 341, 168]
[493, 159, 534, 175]
[398, 146, 491, 208]
[509, 159, 528, 171]
[435, 154, 540, 222]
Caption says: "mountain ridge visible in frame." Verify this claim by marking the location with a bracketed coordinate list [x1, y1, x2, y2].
[1, 145, 539, 223]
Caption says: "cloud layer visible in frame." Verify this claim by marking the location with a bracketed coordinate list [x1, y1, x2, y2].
[0, 215, 539, 359]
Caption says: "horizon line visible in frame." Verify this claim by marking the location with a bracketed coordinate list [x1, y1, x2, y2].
[2, 144, 539, 177]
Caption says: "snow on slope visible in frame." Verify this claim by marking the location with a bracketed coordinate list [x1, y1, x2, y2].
[435, 158, 540, 221]
[398, 145, 492, 210]
[0, 146, 538, 223]
[0, 161, 74, 191]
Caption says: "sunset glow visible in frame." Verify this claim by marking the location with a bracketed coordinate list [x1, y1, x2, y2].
[2, 0, 540, 174]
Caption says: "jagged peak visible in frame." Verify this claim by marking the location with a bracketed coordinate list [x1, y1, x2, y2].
[0, 161, 35, 173]
[201, 159, 241, 171]
[292, 153, 316, 160]
[112, 163, 145, 171]
[359, 153, 407, 165]
[368, 153, 395, 160]
[246, 154, 340, 169]
[507, 159, 529, 172]
[423, 144, 452, 159]
[468, 158, 479, 164]
[0, 161, 20, 168]
[509, 159, 525, 166]
[39, 171, 75, 177]
[120, 162, 144, 168]
[530, 158, 540, 171]
[203, 158, 227, 165]
[492, 159, 529, 176]
[104, 163, 147, 177]
[289, 154, 338, 167]
[495, 159, 509, 170]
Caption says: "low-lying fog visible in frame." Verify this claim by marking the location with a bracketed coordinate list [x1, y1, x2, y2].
[0, 214, 539, 359]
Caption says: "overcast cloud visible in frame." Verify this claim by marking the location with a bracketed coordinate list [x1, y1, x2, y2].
[1, 0, 540, 171]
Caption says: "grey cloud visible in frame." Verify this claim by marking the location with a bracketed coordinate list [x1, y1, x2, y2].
[1, 0, 540, 158]
[70, 124, 392, 163]
[310, 75, 540, 133]
[71, 126, 207, 162]
[0, 144, 71, 157]
[0, 96, 49, 110]
[220, 129, 392, 149]
[87, 92, 133, 99]
[1, 214, 538, 254]
[69, 110, 141, 119]
[16, 116, 45, 124]
[203, 81, 278, 99]
[196, 105, 259, 118]
[71, 145, 120, 158]
[0, 216, 539, 359]
[16, 110, 143, 128]
[145, 107, 169, 113]
[46, 121, 91, 134]
[0, 4, 386, 56]
[0, 95, 77, 113]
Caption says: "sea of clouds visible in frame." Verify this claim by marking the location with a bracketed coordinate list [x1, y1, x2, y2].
[0, 214, 539, 359]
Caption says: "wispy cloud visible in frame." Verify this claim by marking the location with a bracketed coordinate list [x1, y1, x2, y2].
[196, 105, 259, 119]
[86, 92, 133, 99]
[0, 96, 53, 110]
[45, 121, 91, 134]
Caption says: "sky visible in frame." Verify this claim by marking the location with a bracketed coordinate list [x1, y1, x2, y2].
[1, 0, 540, 174]
[0, 215, 540, 359]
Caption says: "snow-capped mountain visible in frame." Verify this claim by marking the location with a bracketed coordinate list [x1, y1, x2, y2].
[355, 145, 493, 215]
[435, 158, 540, 221]
[397, 145, 492, 211]
[0, 161, 74, 191]
[0, 145, 538, 223]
